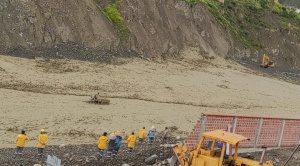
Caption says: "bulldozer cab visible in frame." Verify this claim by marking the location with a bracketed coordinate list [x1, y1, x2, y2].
[192, 130, 247, 166]
[173, 130, 274, 166]
[192, 139, 225, 166]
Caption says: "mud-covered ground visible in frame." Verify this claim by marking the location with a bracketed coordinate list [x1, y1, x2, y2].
[0, 138, 178, 166]
[238, 59, 300, 85]
[1, 142, 299, 166]
[1, 55, 300, 165]
[1, 55, 300, 148]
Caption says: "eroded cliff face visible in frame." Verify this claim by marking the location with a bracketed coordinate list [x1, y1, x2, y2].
[229, 11, 300, 71]
[0, 0, 121, 60]
[0, 0, 119, 47]
[0, 0, 299, 70]
[120, 0, 231, 59]
[0, 0, 231, 60]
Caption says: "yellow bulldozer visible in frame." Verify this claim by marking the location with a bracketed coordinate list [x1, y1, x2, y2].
[173, 130, 273, 166]
[260, 54, 275, 68]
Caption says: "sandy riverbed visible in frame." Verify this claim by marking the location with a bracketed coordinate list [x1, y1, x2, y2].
[1, 55, 300, 148]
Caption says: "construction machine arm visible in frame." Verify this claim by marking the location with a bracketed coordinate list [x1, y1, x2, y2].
[262, 54, 270, 65]
[261, 54, 275, 68]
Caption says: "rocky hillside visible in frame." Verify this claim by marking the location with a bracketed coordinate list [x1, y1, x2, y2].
[0, 0, 231, 61]
[196, 0, 300, 71]
[0, 0, 299, 70]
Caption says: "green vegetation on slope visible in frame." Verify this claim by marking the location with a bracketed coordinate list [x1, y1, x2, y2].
[185, 0, 198, 6]
[273, 2, 300, 20]
[95, 0, 130, 38]
[186, 0, 300, 47]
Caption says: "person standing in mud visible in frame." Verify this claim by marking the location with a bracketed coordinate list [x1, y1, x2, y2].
[107, 132, 116, 158]
[126, 132, 137, 153]
[97, 132, 108, 158]
[138, 127, 146, 143]
[114, 130, 122, 155]
[37, 129, 48, 159]
[14, 130, 28, 158]
[148, 126, 156, 145]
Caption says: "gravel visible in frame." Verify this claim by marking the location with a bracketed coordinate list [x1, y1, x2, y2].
[0, 138, 179, 166]
[1, 137, 299, 166]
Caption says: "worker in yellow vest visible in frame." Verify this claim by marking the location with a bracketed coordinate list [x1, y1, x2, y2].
[97, 132, 108, 157]
[127, 132, 137, 153]
[14, 130, 28, 158]
[139, 127, 146, 143]
[37, 129, 48, 159]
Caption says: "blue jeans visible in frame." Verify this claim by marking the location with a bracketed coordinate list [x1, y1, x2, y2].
[14, 147, 24, 157]
[149, 137, 154, 144]
[114, 147, 120, 155]
[107, 147, 115, 157]
[139, 138, 145, 143]
[97, 149, 105, 157]
[38, 148, 44, 156]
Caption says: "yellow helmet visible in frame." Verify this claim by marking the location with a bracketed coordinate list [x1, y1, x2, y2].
[41, 129, 45, 132]
[110, 132, 115, 136]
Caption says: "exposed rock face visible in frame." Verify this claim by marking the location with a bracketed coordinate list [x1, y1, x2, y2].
[0, 0, 118, 49]
[0, 0, 122, 61]
[120, 0, 231, 60]
[0, 0, 230, 60]
[0, 0, 299, 70]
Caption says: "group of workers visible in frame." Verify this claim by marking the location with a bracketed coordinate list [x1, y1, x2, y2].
[97, 126, 170, 158]
[13, 126, 171, 159]
[14, 129, 48, 159]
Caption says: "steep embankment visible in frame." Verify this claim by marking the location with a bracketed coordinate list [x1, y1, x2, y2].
[0, 0, 119, 61]
[196, 0, 300, 71]
[117, 0, 232, 59]
[0, 0, 299, 70]
[0, 0, 231, 61]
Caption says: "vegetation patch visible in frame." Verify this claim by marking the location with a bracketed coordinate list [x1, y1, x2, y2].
[272, 2, 300, 22]
[95, 0, 130, 38]
[202, 0, 263, 47]
[185, 0, 198, 6]
[185, 0, 300, 47]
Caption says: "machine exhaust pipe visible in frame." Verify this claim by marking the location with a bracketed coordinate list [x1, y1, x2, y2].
[259, 146, 267, 166]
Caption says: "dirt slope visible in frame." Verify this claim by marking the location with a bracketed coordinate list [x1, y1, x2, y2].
[0, 0, 120, 60]
[0, 0, 231, 61]
[231, 9, 300, 71]
[119, 0, 231, 60]
[0, 0, 299, 71]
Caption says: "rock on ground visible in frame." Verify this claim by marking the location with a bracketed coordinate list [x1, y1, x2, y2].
[0, 138, 178, 166]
